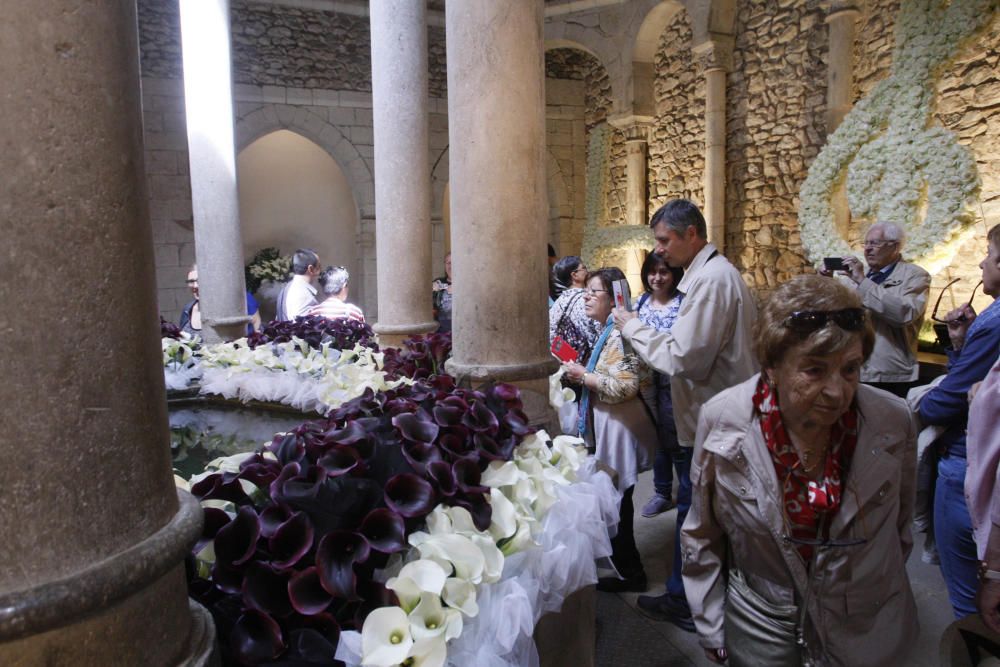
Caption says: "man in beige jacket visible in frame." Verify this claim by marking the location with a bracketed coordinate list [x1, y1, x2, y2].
[613, 198, 758, 631]
[828, 221, 931, 397]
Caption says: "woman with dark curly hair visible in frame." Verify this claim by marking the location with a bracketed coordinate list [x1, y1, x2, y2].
[549, 256, 602, 363]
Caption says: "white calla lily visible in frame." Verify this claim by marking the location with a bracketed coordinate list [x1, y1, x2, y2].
[410, 533, 486, 584]
[442, 577, 479, 617]
[360, 606, 413, 667]
[470, 534, 504, 583]
[386, 560, 449, 612]
[487, 488, 518, 541]
[481, 460, 525, 487]
[405, 636, 448, 667]
[408, 592, 464, 641]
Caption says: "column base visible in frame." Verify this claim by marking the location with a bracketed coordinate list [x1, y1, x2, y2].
[372, 321, 439, 349]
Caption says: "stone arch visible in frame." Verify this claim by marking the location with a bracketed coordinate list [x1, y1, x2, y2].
[234, 104, 375, 218]
[631, 1, 685, 116]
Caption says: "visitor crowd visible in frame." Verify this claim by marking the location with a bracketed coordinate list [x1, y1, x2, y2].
[549, 198, 1000, 665]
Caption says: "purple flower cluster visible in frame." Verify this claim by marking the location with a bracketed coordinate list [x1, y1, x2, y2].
[161, 317, 184, 340]
[188, 377, 533, 665]
[247, 316, 377, 352]
[381, 332, 452, 380]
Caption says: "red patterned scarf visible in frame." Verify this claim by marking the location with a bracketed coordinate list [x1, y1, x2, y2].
[752, 376, 858, 561]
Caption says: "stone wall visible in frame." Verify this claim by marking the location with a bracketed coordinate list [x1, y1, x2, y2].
[136, 0, 448, 96]
[647, 9, 704, 215]
[724, 2, 828, 293]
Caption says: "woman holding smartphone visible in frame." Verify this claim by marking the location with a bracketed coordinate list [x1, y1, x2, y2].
[562, 267, 657, 592]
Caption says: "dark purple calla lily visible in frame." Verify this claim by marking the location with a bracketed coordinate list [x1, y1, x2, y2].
[191, 473, 251, 505]
[503, 408, 534, 436]
[258, 504, 292, 539]
[427, 461, 458, 497]
[318, 445, 363, 478]
[238, 453, 284, 487]
[230, 609, 285, 664]
[400, 440, 443, 475]
[453, 458, 489, 496]
[269, 432, 305, 465]
[242, 562, 293, 617]
[215, 506, 261, 567]
[462, 400, 500, 434]
[392, 411, 440, 445]
[454, 495, 493, 532]
[315, 531, 371, 600]
[287, 566, 333, 616]
[323, 420, 369, 446]
[196, 507, 233, 554]
[432, 402, 465, 428]
[269, 511, 315, 570]
[490, 382, 522, 405]
[474, 432, 505, 461]
[268, 462, 301, 501]
[211, 561, 246, 594]
[438, 432, 478, 463]
[384, 397, 419, 416]
[384, 473, 437, 518]
[275, 464, 326, 505]
[358, 508, 406, 553]
[286, 628, 339, 663]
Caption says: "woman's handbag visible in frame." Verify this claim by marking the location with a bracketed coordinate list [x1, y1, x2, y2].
[724, 569, 802, 667]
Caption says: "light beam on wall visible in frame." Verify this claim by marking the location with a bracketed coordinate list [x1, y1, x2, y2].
[178, 0, 237, 181]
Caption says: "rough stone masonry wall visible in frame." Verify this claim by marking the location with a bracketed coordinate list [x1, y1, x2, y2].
[647, 9, 705, 216]
[725, 2, 829, 293]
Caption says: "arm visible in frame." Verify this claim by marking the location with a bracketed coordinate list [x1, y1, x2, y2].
[898, 409, 918, 561]
[622, 291, 732, 382]
[919, 318, 1000, 425]
[681, 408, 728, 650]
[856, 267, 931, 327]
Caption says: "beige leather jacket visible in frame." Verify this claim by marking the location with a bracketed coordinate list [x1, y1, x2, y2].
[681, 375, 919, 666]
[855, 260, 931, 383]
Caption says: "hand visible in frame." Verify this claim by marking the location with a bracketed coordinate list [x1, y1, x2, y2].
[562, 361, 586, 384]
[945, 303, 977, 350]
[842, 256, 865, 284]
[613, 307, 637, 330]
[979, 579, 1000, 635]
[703, 647, 728, 664]
[818, 265, 834, 277]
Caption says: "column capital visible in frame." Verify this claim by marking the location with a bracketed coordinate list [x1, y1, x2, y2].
[692, 36, 734, 73]
[607, 113, 654, 142]
[821, 1, 861, 22]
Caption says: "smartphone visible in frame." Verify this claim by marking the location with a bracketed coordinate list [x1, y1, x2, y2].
[823, 257, 845, 272]
[612, 278, 633, 311]
[551, 336, 578, 363]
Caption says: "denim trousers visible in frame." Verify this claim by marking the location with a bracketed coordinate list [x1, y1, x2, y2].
[666, 446, 693, 599]
[934, 454, 978, 618]
[652, 373, 679, 498]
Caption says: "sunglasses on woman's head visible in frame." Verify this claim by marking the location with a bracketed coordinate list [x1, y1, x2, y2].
[783, 308, 866, 334]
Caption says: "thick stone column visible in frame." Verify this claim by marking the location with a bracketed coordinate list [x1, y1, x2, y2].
[824, 2, 860, 133]
[444, 0, 558, 426]
[370, 0, 437, 347]
[0, 2, 209, 665]
[179, 0, 250, 343]
[694, 38, 733, 252]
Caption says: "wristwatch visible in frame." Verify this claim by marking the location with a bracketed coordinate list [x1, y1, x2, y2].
[979, 561, 1000, 581]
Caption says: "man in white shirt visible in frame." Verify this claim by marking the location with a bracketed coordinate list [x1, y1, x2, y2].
[307, 266, 365, 322]
[278, 248, 321, 321]
[613, 199, 758, 632]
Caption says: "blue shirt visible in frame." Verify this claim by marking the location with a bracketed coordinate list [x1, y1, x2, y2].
[919, 298, 1000, 457]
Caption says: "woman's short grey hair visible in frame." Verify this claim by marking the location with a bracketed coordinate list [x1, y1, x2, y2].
[318, 266, 349, 295]
[868, 222, 905, 247]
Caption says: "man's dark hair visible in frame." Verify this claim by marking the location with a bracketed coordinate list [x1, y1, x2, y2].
[649, 199, 707, 240]
[292, 248, 320, 275]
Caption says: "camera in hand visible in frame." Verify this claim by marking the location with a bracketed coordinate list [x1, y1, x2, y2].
[823, 257, 845, 272]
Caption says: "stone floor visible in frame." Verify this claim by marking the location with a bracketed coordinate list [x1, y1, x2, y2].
[594, 469, 956, 666]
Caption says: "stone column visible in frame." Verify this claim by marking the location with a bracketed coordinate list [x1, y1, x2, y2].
[445, 0, 558, 427]
[179, 0, 250, 343]
[370, 0, 438, 348]
[0, 2, 209, 665]
[824, 2, 860, 133]
[694, 38, 733, 253]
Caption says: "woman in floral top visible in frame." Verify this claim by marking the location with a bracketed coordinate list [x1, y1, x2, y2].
[563, 267, 656, 593]
[635, 253, 684, 518]
[549, 256, 603, 363]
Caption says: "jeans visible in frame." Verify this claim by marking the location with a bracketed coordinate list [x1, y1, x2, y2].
[666, 446, 693, 599]
[934, 454, 978, 618]
[652, 373, 678, 499]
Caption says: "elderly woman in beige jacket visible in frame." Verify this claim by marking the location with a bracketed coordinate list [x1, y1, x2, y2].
[682, 275, 918, 666]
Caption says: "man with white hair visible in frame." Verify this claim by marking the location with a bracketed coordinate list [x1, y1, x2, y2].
[834, 221, 931, 396]
[307, 265, 365, 322]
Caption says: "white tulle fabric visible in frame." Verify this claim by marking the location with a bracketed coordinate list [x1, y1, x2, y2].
[199, 365, 331, 414]
[334, 457, 621, 667]
[164, 361, 202, 391]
